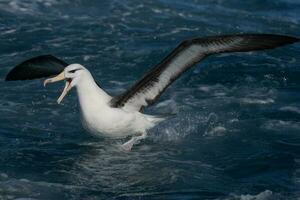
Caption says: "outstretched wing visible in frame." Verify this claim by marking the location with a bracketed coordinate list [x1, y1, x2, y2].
[5, 55, 68, 81]
[111, 34, 299, 112]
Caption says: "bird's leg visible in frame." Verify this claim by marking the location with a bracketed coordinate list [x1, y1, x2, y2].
[121, 132, 147, 151]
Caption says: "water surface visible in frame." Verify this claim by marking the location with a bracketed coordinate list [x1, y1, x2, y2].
[0, 0, 300, 199]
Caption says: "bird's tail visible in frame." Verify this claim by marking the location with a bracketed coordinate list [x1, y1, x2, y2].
[146, 113, 176, 125]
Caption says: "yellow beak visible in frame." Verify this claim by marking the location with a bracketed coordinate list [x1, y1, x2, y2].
[44, 72, 72, 104]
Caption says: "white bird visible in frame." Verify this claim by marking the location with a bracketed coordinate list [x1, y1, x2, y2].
[6, 34, 299, 150]
[43, 64, 164, 150]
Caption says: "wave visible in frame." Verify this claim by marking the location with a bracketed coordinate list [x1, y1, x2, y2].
[220, 190, 274, 200]
[279, 106, 300, 114]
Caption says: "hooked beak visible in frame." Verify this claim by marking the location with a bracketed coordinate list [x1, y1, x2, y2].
[43, 72, 72, 104]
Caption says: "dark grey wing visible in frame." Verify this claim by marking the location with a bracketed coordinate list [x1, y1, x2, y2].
[5, 55, 68, 81]
[111, 34, 299, 112]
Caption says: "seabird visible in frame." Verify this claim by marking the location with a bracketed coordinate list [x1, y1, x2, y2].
[5, 34, 299, 150]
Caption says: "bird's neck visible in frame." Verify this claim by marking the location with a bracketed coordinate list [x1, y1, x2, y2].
[75, 73, 111, 107]
[75, 74, 112, 131]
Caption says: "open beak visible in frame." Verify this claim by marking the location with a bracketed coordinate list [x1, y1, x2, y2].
[43, 72, 72, 104]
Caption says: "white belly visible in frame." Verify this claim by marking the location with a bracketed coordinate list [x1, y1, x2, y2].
[80, 105, 159, 138]
[74, 78, 163, 138]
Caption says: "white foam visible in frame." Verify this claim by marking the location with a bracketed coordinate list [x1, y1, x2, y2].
[240, 98, 274, 105]
[2, 29, 16, 35]
[0, 173, 8, 179]
[157, 27, 200, 37]
[198, 85, 212, 92]
[204, 126, 226, 137]
[0, 174, 88, 200]
[280, 106, 300, 114]
[197, 84, 229, 97]
[0, 0, 64, 15]
[262, 120, 300, 131]
[222, 190, 274, 200]
[109, 80, 127, 86]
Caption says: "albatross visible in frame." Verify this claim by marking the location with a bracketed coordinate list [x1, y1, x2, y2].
[5, 34, 300, 150]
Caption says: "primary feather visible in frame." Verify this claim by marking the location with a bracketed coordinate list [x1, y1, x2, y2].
[111, 34, 299, 112]
[5, 55, 68, 81]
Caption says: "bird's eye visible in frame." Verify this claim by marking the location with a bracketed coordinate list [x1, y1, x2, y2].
[69, 69, 81, 73]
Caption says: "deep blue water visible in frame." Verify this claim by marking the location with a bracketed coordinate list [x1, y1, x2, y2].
[0, 0, 300, 199]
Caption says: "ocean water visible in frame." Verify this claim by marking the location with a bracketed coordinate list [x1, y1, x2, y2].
[0, 0, 300, 199]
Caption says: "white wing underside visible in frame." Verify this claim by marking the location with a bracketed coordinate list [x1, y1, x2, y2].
[121, 42, 237, 112]
[111, 34, 299, 112]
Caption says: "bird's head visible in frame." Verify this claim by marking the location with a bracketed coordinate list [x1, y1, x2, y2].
[43, 64, 87, 104]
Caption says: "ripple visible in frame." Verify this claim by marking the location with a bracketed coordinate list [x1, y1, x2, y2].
[262, 120, 300, 132]
[0, 0, 299, 199]
[220, 190, 274, 200]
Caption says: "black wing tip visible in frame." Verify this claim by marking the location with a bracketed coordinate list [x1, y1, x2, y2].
[185, 33, 299, 49]
[5, 73, 15, 81]
[250, 33, 299, 44]
[234, 33, 300, 47]
[278, 35, 300, 44]
[247, 34, 300, 50]
[5, 54, 68, 81]
[198, 33, 299, 41]
[189, 33, 299, 54]
[5, 54, 55, 81]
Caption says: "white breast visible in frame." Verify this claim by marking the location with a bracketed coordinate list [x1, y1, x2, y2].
[74, 71, 160, 138]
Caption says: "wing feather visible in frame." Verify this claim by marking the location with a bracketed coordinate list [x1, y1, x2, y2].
[111, 34, 299, 112]
[5, 55, 68, 81]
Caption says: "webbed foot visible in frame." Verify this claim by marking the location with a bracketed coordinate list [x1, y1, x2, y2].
[121, 132, 147, 151]
[121, 138, 135, 151]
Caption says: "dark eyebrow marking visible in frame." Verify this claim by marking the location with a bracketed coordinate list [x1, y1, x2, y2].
[69, 68, 82, 73]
